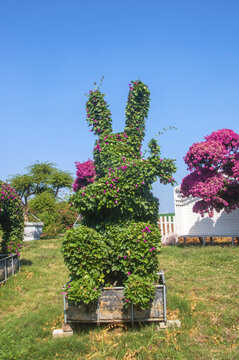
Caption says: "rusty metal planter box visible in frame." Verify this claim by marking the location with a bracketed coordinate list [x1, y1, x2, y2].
[63, 272, 167, 325]
[0, 254, 20, 284]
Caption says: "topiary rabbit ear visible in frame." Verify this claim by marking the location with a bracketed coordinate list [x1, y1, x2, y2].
[86, 90, 112, 136]
[124, 81, 150, 149]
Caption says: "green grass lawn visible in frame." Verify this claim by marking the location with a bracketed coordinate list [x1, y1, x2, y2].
[0, 238, 238, 360]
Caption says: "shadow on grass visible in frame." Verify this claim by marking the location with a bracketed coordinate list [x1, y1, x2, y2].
[71, 320, 160, 334]
[20, 259, 33, 267]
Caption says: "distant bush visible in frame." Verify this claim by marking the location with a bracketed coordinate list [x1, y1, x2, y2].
[28, 192, 78, 237]
[57, 202, 79, 232]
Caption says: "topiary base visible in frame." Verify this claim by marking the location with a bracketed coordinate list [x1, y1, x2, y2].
[63, 272, 167, 325]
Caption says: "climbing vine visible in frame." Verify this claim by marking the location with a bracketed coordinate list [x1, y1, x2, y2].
[0, 181, 24, 255]
[62, 80, 176, 309]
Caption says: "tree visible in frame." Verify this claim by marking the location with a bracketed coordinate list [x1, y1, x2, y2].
[181, 129, 239, 217]
[9, 161, 74, 215]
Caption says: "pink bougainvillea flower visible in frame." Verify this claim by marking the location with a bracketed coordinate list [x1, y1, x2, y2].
[73, 159, 96, 192]
[181, 129, 239, 216]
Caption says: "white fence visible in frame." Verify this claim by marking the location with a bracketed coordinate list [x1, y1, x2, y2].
[158, 214, 238, 246]
[158, 216, 175, 237]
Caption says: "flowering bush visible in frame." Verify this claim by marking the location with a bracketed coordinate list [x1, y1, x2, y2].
[73, 159, 96, 192]
[181, 129, 239, 217]
[57, 202, 78, 231]
[0, 181, 24, 255]
[62, 80, 176, 309]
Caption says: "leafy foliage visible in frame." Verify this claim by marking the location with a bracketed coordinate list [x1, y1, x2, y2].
[62, 80, 176, 309]
[9, 161, 73, 214]
[181, 129, 239, 217]
[28, 193, 78, 237]
[0, 181, 24, 254]
[124, 274, 157, 310]
[64, 275, 101, 304]
[102, 222, 161, 285]
[57, 202, 79, 231]
[9, 161, 75, 237]
[62, 225, 108, 282]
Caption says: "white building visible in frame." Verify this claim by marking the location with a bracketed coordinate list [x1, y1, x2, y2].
[174, 185, 239, 237]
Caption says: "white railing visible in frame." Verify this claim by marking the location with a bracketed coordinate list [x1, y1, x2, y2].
[158, 216, 175, 237]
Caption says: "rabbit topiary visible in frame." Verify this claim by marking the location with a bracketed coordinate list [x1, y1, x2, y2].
[62, 80, 176, 309]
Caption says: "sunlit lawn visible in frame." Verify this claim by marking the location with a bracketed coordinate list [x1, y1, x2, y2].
[0, 237, 238, 359]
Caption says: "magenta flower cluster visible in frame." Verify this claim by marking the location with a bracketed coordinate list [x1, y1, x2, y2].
[181, 129, 239, 217]
[73, 159, 97, 192]
[0, 181, 24, 255]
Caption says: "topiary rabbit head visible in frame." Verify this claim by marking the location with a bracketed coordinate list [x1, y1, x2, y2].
[71, 80, 176, 225]
[86, 81, 150, 177]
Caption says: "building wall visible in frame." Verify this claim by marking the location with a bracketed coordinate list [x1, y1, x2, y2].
[174, 186, 239, 236]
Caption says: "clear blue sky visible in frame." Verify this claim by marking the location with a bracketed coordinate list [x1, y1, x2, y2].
[1, 0, 239, 212]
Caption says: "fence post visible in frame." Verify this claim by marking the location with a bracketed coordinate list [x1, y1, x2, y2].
[172, 215, 175, 233]
[168, 216, 172, 234]
[164, 216, 167, 235]
[159, 217, 164, 237]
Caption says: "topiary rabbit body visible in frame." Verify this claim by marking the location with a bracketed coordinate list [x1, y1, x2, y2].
[62, 81, 176, 309]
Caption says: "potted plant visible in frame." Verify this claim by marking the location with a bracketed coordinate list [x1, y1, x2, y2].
[62, 80, 176, 324]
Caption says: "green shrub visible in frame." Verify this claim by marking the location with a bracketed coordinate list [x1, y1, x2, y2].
[0, 181, 24, 254]
[62, 226, 108, 283]
[28, 191, 60, 237]
[62, 80, 176, 309]
[124, 274, 157, 310]
[28, 192, 78, 237]
[103, 222, 161, 285]
[63, 275, 101, 304]
[57, 202, 78, 232]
